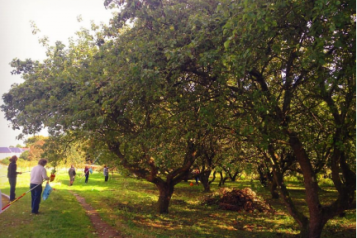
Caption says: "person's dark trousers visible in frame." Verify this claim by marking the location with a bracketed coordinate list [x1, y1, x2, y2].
[85, 175, 89, 183]
[30, 183, 42, 214]
[9, 177, 16, 201]
[105, 176, 108, 182]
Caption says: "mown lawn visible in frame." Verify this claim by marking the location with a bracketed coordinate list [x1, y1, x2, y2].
[0, 167, 355, 238]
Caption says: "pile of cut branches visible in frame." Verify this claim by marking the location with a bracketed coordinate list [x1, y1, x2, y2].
[202, 188, 274, 213]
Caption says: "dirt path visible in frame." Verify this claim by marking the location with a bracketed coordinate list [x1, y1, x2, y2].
[69, 191, 123, 238]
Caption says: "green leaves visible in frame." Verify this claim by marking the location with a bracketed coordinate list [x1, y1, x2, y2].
[224, 40, 230, 49]
[1, 0, 355, 220]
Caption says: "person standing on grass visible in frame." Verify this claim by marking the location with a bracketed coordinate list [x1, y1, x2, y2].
[68, 165, 76, 186]
[84, 166, 89, 183]
[30, 159, 49, 214]
[103, 165, 109, 182]
[194, 167, 200, 185]
[7, 155, 22, 201]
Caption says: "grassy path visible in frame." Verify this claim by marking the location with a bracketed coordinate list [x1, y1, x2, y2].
[69, 190, 122, 238]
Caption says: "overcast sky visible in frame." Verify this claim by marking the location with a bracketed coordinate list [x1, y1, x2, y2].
[0, 0, 115, 147]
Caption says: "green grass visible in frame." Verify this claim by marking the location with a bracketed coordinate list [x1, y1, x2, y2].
[0, 166, 355, 238]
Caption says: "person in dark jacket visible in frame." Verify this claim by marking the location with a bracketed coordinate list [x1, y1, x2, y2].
[7, 155, 22, 201]
[103, 165, 109, 182]
[84, 166, 89, 183]
[68, 165, 76, 186]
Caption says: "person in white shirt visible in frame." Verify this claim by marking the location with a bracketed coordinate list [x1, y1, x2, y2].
[30, 159, 49, 214]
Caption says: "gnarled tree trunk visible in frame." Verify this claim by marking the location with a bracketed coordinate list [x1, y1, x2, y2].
[200, 170, 212, 192]
[108, 139, 201, 214]
[269, 179, 279, 199]
[156, 181, 175, 214]
[218, 171, 229, 187]
[288, 132, 355, 238]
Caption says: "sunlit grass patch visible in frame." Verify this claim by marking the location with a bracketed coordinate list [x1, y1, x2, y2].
[0, 167, 355, 238]
[0, 169, 96, 238]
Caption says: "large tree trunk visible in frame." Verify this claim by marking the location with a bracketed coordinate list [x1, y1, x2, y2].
[200, 170, 212, 192]
[156, 182, 174, 214]
[302, 218, 328, 238]
[257, 164, 267, 186]
[260, 158, 279, 199]
[269, 179, 279, 199]
[288, 132, 328, 238]
[108, 139, 201, 214]
[268, 131, 354, 238]
[182, 169, 191, 182]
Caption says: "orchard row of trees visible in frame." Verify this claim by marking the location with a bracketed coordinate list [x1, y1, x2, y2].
[0, 136, 86, 168]
[0, 137, 45, 164]
[1, 0, 355, 237]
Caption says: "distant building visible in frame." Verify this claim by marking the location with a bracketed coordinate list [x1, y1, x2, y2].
[0, 147, 29, 160]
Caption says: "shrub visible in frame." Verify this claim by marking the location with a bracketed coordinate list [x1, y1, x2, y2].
[0, 157, 11, 165]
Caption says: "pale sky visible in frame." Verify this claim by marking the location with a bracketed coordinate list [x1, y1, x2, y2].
[0, 0, 115, 147]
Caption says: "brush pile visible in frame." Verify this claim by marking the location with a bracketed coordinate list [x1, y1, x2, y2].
[202, 188, 273, 213]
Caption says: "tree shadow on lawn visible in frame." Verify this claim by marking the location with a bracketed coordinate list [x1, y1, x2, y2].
[65, 176, 353, 238]
[118, 200, 300, 238]
[103, 187, 300, 238]
[129, 199, 353, 238]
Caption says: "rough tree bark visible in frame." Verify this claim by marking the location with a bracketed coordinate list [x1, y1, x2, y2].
[155, 181, 174, 214]
[200, 170, 212, 192]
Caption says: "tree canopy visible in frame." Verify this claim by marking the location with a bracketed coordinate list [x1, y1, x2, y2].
[1, 0, 355, 236]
